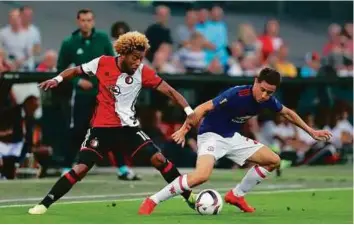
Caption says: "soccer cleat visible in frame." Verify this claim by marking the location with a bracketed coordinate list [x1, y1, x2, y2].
[138, 198, 157, 215]
[185, 192, 197, 210]
[28, 204, 48, 215]
[224, 190, 255, 213]
[118, 172, 142, 181]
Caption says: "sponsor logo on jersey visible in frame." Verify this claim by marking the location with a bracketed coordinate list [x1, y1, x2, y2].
[231, 115, 253, 123]
[219, 98, 228, 105]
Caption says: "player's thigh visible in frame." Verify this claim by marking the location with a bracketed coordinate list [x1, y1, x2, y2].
[197, 132, 229, 161]
[122, 127, 160, 163]
[80, 128, 112, 164]
[226, 133, 265, 166]
[246, 145, 280, 167]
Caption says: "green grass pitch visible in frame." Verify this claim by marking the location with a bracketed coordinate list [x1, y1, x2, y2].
[0, 165, 352, 224]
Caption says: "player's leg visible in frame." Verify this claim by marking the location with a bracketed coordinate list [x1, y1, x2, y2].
[108, 150, 141, 181]
[147, 154, 215, 203]
[138, 132, 226, 215]
[28, 128, 105, 215]
[28, 151, 99, 215]
[225, 135, 280, 213]
[132, 143, 194, 200]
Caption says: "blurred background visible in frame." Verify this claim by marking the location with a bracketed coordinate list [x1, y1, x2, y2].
[0, 1, 353, 181]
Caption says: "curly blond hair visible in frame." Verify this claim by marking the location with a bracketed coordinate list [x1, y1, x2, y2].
[114, 31, 150, 55]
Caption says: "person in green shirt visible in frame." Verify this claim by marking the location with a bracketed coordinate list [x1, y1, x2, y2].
[58, 9, 139, 180]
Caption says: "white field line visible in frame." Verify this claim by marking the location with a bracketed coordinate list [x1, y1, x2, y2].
[0, 186, 352, 209]
[0, 184, 303, 203]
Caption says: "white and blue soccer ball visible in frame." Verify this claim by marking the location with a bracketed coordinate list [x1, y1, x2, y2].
[195, 189, 223, 215]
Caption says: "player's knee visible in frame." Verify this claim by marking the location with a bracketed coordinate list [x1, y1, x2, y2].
[268, 154, 281, 169]
[150, 152, 167, 169]
[72, 164, 89, 179]
[189, 171, 210, 186]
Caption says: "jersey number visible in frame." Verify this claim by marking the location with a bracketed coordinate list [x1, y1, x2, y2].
[136, 131, 150, 141]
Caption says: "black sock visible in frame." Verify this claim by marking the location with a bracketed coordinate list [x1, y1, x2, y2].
[158, 161, 191, 200]
[40, 170, 80, 208]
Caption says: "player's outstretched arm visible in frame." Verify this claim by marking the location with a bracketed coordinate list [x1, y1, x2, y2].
[38, 66, 82, 91]
[279, 106, 332, 141]
[156, 81, 198, 125]
[172, 100, 215, 147]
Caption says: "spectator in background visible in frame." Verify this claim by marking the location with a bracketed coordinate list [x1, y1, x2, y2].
[196, 6, 229, 66]
[0, 9, 33, 71]
[322, 23, 341, 56]
[196, 7, 209, 29]
[145, 5, 173, 62]
[259, 19, 283, 64]
[153, 49, 180, 74]
[325, 30, 353, 77]
[110, 21, 130, 42]
[20, 6, 42, 56]
[273, 44, 297, 77]
[0, 48, 15, 72]
[0, 96, 39, 179]
[227, 41, 244, 77]
[238, 23, 261, 59]
[207, 58, 224, 75]
[300, 52, 321, 78]
[176, 9, 197, 48]
[173, 32, 207, 74]
[241, 55, 260, 77]
[36, 50, 57, 72]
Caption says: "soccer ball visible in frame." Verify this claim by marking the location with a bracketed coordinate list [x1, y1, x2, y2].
[195, 189, 223, 215]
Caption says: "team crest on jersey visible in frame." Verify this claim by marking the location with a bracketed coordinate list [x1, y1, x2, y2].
[207, 146, 214, 152]
[107, 85, 121, 96]
[90, 138, 99, 148]
[125, 76, 133, 84]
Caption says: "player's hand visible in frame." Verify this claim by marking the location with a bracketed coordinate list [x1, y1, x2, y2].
[185, 112, 199, 127]
[310, 129, 332, 142]
[78, 79, 93, 90]
[38, 79, 59, 91]
[172, 128, 187, 147]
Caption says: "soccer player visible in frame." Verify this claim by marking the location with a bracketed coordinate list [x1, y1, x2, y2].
[28, 31, 197, 215]
[138, 68, 332, 214]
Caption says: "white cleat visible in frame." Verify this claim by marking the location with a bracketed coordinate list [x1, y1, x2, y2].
[28, 204, 47, 215]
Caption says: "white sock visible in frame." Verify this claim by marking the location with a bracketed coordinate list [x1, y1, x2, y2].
[233, 165, 270, 196]
[150, 175, 190, 204]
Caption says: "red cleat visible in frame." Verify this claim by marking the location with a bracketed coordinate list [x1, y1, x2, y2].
[138, 198, 157, 215]
[224, 190, 255, 213]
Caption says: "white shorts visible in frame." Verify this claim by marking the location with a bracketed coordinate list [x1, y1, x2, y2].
[0, 141, 24, 157]
[197, 132, 264, 166]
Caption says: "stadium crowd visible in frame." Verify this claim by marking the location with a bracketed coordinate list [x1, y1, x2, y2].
[0, 5, 353, 76]
[0, 5, 353, 179]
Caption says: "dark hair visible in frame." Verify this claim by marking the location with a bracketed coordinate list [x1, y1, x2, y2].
[110, 21, 130, 39]
[19, 5, 31, 12]
[77, 9, 94, 19]
[257, 67, 281, 87]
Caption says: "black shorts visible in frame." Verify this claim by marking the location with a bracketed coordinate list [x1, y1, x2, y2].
[79, 126, 159, 164]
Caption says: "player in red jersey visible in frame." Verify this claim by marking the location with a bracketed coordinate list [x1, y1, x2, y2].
[28, 31, 197, 215]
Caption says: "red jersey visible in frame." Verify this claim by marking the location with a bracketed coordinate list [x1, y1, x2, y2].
[80, 56, 162, 127]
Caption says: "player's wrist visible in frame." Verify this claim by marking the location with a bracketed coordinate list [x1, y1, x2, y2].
[53, 75, 63, 84]
[184, 106, 194, 116]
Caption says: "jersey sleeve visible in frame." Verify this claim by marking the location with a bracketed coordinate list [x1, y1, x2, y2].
[265, 96, 283, 112]
[80, 57, 101, 76]
[142, 65, 163, 88]
[212, 87, 236, 110]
